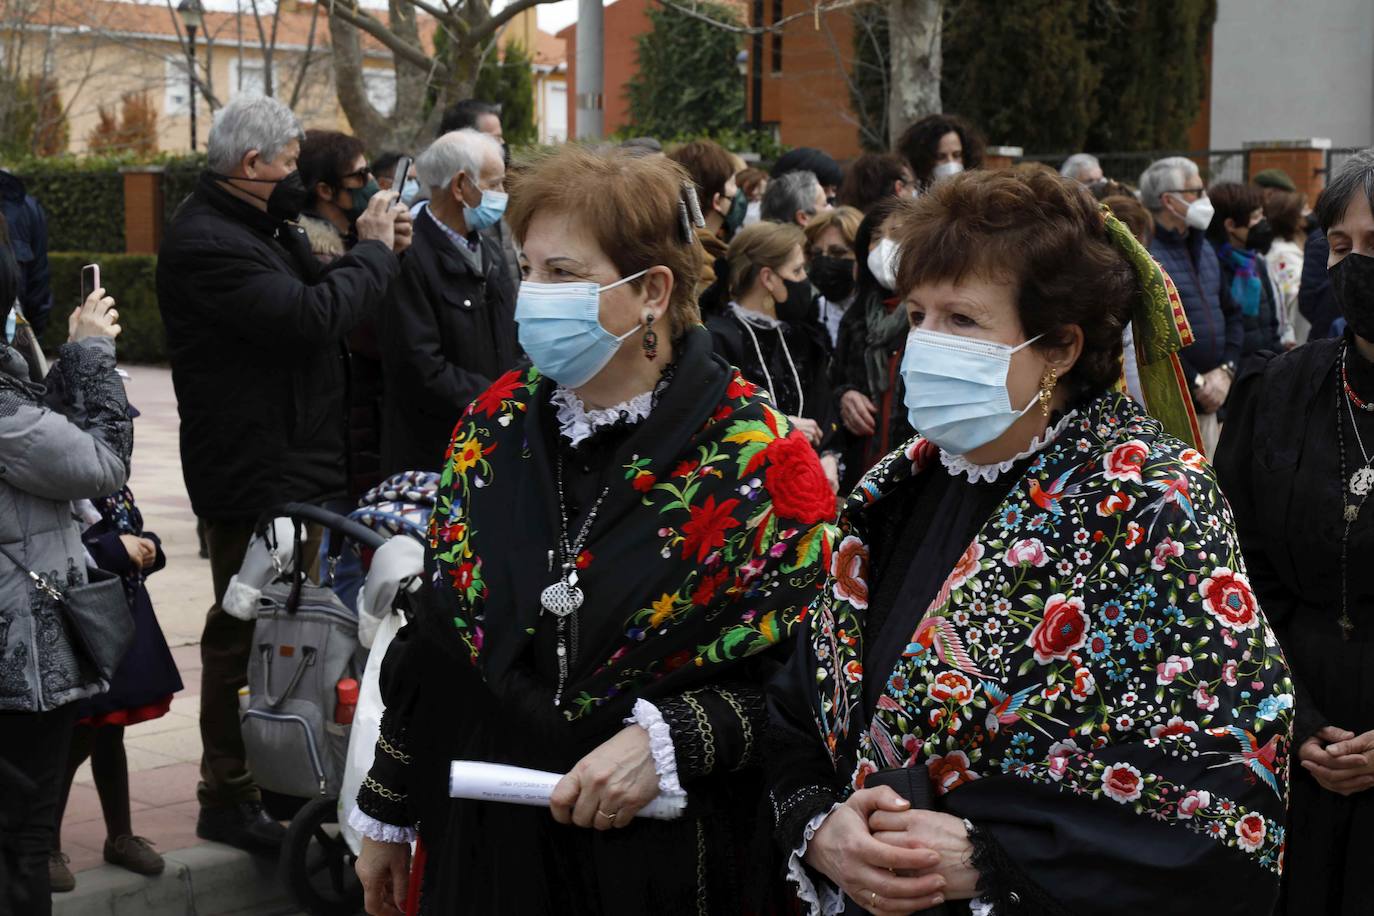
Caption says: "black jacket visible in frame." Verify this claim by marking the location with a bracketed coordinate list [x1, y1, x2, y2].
[0, 172, 51, 334]
[379, 207, 518, 474]
[157, 173, 400, 520]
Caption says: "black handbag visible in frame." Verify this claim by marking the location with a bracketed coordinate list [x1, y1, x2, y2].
[0, 542, 134, 681]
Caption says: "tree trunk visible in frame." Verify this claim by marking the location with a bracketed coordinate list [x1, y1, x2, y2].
[328, 10, 395, 149]
[886, 0, 942, 149]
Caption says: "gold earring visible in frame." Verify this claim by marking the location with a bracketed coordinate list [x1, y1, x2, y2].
[1039, 368, 1059, 418]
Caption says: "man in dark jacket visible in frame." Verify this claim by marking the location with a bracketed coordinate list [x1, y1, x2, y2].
[157, 95, 410, 851]
[380, 128, 518, 473]
[0, 171, 52, 334]
[1141, 156, 1242, 453]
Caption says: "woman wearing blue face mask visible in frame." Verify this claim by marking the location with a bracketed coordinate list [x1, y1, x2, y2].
[354, 144, 840, 915]
[767, 169, 1293, 916]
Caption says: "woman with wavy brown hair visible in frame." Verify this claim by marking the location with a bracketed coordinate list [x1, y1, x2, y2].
[767, 169, 1292, 915]
[353, 145, 839, 915]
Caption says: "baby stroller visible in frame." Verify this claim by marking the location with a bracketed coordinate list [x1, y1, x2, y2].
[224, 473, 436, 915]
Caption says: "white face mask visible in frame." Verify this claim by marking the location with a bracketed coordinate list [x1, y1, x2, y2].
[1170, 191, 1215, 232]
[932, 161, 964, 182]
[867, 237, 900, 291]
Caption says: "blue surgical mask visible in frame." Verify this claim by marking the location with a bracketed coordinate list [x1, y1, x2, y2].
[464, 186, 508, 232]
[400, 176, 422, 206]
[515, 269, 652, 388]
[901, 328, 1045, 455]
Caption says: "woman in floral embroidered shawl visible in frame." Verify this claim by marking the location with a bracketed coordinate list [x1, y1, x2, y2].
[352, 145, 838, 915]
[766, 169, 1294, 915]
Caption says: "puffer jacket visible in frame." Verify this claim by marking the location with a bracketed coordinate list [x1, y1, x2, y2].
[0, 335, 131, 712]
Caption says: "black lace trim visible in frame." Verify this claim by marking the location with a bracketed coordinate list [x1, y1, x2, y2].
[770, 783, 838, 854]
[967, 822, 1070, 916]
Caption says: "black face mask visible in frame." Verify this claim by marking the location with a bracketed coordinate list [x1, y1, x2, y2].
[810, 255, 856, 303]
[214, 170, 310, 222]
[1247, 218, 1275, 255]
[1329, 252, 1374, 341]
[776, 276, 814, 324]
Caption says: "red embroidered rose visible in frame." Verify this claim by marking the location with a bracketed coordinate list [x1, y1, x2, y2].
[1177, 789, 1210, 819]
[1096, 492, 1134, 517]
[1124, 521, 1144, 548]
[726, 374, 759, 400]
[1070, 666, 1096, 700]
[1149, 715, 1198, 740]
[853, 758, 877, 790]
[472, 369, 524, 417]
[1026, 594, 1089, 663]
[673, 459, 699, 479]
[906, 437, 938, 473]
[1101, 762, 1143, 803]
[1180, 448, 1207, 471]
[1104, 440, 1149, 483]
[631, 471, 657, 493]
[947, 541, 984, 590]
[1155, 655, 1194, 685]
[928, 671, 974, 705]
[764, 431, 836, 524]
[927, 750, 978, 796]
[1199, 567, 1260, 632]
[831, 535, 870, 610]
[690, 568, 730, 606]
[680, 495, 742, 562]
[449, 561, 475, 591]
[1236, 813, 1267, 852]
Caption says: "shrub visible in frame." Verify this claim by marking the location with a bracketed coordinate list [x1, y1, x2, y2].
[40, 252, 163, 364]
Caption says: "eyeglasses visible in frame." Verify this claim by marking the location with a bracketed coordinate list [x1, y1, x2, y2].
[339, 167, 373, 185]
[1164, 187, 1207, 198]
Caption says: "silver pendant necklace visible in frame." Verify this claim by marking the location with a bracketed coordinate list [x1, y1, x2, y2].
[543, 457, 610, 705]
[1344, 348, 1374, 499]
[1336, 350, 1370, 640]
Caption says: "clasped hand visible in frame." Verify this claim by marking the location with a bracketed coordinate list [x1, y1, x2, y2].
[1300, 725, 1374, 796]
[803, 786, 979, 915]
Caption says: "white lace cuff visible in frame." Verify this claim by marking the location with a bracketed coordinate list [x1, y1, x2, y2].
[625, 698, 686, 797]
[939, 409, 1078, 483]
[347, 806, 417, 845]
[786, 803, 845, 915]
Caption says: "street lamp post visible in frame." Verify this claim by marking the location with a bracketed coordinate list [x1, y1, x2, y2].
[176, 0, 205, 152]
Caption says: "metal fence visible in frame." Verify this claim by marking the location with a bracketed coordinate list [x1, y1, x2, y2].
[1018, 149, 1250, 188]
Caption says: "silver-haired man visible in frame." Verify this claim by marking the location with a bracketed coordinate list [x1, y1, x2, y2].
[156, 94, 411, 852]
[1060, 152, 1103, 184]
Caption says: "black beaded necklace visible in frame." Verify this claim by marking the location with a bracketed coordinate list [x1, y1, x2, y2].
[1334, 344, 1374, 639]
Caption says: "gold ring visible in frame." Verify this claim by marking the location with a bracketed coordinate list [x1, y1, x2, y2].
[870, 890, 878, 906]
[597, 809, 618, 821]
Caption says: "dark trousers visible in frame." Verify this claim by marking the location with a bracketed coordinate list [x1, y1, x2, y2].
[0, 704, 79, 916]
[197, 518, 320, 808]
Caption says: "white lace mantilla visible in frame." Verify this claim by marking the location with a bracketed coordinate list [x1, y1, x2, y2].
[550, 386, 654, 448]
[939, 409, 1078, 484]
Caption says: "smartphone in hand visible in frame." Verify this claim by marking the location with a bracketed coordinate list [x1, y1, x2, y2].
[81, 263, 100, 303]
[391, 156, 413, 207]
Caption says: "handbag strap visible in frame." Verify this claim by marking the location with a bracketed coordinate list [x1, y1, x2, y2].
[0, 541, 64, 603]
[257, 643, 316, 708]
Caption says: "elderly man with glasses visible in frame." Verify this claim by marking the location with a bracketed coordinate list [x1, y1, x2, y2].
[1140, 156, 1243, 453]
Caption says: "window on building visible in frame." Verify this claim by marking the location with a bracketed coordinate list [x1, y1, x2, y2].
[165, 58, 191, 115]
[363, 68, 396, 117]
[230, 57, 273, 97]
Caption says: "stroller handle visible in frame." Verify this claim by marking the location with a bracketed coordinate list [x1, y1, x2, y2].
[264, 502, 388, 552]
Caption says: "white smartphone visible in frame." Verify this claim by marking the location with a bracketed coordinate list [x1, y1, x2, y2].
[80, 263, 100, 304]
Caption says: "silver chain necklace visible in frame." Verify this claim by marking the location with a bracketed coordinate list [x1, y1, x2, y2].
[1345, 348, 1374, 498]
[1336, 349, 1371, 640]
[541, 457, 610, 705]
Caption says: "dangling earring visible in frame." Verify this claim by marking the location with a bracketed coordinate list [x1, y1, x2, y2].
[1039, 367, 1059, 417]
[642, 313, 659, 361]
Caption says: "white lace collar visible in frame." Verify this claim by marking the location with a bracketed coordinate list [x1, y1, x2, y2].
[729, 301, 783, 330]
[550, 386, 655, 448]
[939, 409, 1078, 484]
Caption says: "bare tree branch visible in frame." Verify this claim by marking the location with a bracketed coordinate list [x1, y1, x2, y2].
[466, 0, 544, 46]
[325, 0, 443, 76]
[162, 0, 223, 108]
[288, 0, 321, 109]
[653, 0, 879, 36]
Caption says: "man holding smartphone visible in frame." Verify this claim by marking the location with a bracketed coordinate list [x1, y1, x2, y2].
[155, 95, 411, 853]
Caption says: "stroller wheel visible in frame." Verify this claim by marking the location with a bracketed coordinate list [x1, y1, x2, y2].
[280, 795, 363, 915]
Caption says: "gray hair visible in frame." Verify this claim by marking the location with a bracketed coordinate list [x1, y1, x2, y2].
[207, 95, 305, 174]
[417, 129, 504, 193]
[1138, 156, 1199, 211]
[1317, 148, 1374, 233]
[1060, 153, 1101, 181]
[761, 170, 820, 223]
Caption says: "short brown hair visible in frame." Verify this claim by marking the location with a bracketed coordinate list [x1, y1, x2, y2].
[1102, 195, 1153, 247]
[1264, 188, 1304, 240]
[896, 113, 986, 185]
[669, 139, 736, 205]
[1206, 181, 1263, 245]
[837, 153, 908, 212]
[804, 205, 863, 252]
[894, 169, 1136, 397]
[737, 167, 768, 197]
[508, 145, 702, 338]
[726, 221, 805, 300]
[299, 128, 366, 198]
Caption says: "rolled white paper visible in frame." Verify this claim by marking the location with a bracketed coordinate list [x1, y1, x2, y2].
[448, 761, 687, 820]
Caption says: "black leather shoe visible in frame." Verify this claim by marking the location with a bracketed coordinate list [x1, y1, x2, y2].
[196, 800, 287, 851]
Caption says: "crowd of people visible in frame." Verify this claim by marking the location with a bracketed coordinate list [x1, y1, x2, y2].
[0, 87, 1368, 916]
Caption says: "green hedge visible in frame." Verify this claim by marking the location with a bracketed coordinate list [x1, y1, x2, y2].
[6, 152, 207, 254]
[40, 252, 163, 364]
